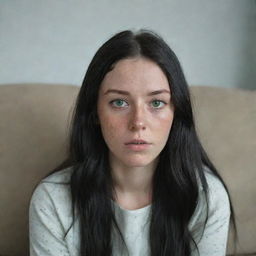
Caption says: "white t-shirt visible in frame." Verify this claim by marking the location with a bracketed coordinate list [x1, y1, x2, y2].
[29, 166, 231, 256]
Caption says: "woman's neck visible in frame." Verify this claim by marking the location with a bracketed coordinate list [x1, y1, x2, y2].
[110, 156, 158, 209]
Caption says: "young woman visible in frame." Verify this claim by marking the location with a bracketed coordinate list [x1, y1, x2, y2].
[29, 29, 237, 256]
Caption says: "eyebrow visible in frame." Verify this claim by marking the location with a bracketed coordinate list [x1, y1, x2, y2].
[103, 89, 170, 96]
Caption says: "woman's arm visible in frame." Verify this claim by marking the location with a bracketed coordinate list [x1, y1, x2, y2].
[190, 171, 231, 256]
[29, 182, 71, 256]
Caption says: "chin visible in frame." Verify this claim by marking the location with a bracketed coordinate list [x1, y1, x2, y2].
[109, 151, 158, 168]
[121, 156, 156, 168]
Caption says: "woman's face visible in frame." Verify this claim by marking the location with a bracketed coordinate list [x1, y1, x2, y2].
[97, 57, 174, 168]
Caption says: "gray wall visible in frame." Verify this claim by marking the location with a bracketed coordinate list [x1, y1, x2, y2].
[1, 0, 255, 89]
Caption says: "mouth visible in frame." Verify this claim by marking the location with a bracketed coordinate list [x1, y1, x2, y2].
[124, 139, 152, 151]
[124, 139, 150, 145]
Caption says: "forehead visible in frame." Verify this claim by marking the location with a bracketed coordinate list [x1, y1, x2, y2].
[100, 57, 170, 92]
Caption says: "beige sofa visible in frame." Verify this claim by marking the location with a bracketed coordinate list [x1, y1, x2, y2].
[0, 84, 255, 256]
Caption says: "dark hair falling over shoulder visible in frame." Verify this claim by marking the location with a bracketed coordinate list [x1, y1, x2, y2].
[46, 29, 238, 256]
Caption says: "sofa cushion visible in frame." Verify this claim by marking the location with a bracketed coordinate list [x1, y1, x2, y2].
[0, 84, 255, 255]
[0, 84, 79, 256]
[190, 86, 256, 255]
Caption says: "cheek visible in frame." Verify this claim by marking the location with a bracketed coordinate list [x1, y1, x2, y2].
[152, 114, 174, 146]
[100, 114, 124, 139]
[155, 111, 174, 131]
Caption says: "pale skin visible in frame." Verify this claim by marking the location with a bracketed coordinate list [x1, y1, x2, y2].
[97, 57, 174, 210]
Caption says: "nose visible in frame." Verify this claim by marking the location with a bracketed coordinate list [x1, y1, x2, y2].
[128, 105, 146, 131]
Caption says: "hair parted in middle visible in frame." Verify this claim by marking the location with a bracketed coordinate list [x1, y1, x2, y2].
[48, 29, 237, 256]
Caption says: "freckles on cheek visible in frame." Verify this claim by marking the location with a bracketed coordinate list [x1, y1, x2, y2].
[101, 116, 119, 135]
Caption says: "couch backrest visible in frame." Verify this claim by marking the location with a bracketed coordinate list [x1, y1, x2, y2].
[190, 86, 256, 255]
[0, 84, 79, 256]
[0, 84, 255, 256]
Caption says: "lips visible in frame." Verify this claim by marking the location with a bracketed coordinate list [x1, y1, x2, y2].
[124, 139, 150, 145]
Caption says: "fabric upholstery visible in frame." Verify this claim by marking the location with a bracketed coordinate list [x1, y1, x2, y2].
[190, 86, 256, 255]
[0, 84, 79, 256]
[0, 84, 255, 256]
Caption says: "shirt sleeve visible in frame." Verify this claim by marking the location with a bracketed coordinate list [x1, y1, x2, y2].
[190, 172, 231, 256]
[29, 182, 70, 256]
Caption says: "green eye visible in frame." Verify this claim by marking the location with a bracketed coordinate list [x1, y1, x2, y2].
[110, 99, 166, 109]
[151, 100, 165, 108]
[111, 99, 128, 108]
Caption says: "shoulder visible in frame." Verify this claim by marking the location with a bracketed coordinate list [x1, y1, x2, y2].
[42, 166, 73, 183]
[203, 166, 230, 211]
[30, 166, 74, 217]
[29, 167, 78, 252]
[189, 166, 231, 232]
[31, 167, 73, 199]
[197, 166, 230, 203]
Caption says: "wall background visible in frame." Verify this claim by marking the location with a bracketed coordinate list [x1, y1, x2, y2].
[0, 0, 255, 89]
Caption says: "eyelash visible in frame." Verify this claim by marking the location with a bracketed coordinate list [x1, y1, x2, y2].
[109, 99, 167, 109]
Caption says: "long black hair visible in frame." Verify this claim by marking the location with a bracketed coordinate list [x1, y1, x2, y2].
[47, 29, 237, 255]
